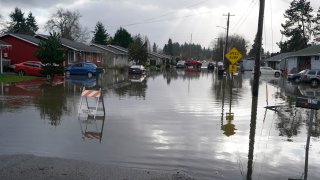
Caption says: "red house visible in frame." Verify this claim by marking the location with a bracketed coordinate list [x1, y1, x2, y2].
[0, 33, 40, 65]
[0, 33, 103, 67]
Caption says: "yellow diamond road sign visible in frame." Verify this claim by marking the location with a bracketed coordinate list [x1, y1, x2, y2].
[225, 47, 243, 64]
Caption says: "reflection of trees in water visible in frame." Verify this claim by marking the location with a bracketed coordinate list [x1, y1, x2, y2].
[113, 79, 148, 99]
[37, 84, 70, 126]
[276, 107, 303, 141]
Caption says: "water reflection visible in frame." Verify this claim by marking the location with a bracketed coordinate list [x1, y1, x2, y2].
[37, 83, 69, 126]
[78, 114, 106, 143]
[246, 96, 258, 180]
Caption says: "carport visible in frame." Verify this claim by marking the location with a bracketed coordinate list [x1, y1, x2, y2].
[0, 40, 11, 74]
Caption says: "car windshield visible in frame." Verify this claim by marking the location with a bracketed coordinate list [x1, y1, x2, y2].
[87, 63, 97, 68]
[299, 70, 307, 74]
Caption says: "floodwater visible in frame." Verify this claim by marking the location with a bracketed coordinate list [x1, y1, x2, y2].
[1, 69, 320, 180]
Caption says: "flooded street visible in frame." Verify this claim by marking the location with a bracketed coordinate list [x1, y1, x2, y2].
[1, 70, 320, 180]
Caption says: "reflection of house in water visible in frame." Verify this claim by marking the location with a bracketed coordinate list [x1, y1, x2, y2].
[0, 78, 69, 126]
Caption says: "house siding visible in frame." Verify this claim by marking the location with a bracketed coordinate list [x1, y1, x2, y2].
[0, 36, 39, 65]
[311, 56, 320, 69]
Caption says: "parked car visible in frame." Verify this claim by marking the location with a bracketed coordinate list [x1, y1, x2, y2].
[176, 60, 185, 69]
[65, 62, 101, 78]
[185, 60, 202, 68]
[129, 65, 145, 74]
[217, 62, 225, 75]
[299, 69, 320, 86]
[207, 62, 215, 70]
[287, 69, 307, 83]
[13, 61, 43, 76]
[252, 66, 281, 77]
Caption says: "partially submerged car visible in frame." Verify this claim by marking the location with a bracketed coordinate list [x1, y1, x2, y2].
[65, 62, 101, 78]
[252, 66, 281, 77]
[13, 61, 43, 76]
[185, 60, 202, 68]
[176, 60, 185, 69]
[287, 69, 307, 83]
[129, 65, 145, 74]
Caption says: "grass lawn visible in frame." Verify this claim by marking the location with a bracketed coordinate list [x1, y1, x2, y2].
[0, 74, 40, 83]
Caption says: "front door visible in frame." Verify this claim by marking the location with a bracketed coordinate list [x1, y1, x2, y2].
[298, 56, 311, 71]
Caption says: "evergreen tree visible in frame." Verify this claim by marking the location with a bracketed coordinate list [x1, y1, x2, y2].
[313, 7, 320, 40]
[128, 35, 148, 66]
[26, 12, 38, 35]
[91, 21, 109, 45]
[248, 34, 264, 58]
[167, 38, 173, 56]
[111, 27, 133, 48]
[278, 0, 313, 52]
[7, 7, 27, 33]
[152, 42, 157, 52]
[34, 32, 65, 79]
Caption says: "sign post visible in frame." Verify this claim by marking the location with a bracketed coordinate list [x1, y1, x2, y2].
[225, 47, 243, 73]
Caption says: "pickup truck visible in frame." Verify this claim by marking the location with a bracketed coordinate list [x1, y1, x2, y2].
[185, 60, 202, 68]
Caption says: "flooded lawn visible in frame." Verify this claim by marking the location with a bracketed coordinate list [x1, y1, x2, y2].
[1, 70, 320, 179]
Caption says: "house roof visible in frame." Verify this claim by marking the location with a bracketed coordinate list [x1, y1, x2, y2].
[107, 45, 128, 53]
[0, 33, 40, 46]
[35, 34, 102, 53]
[290, 45, 320, 57]
[91, 43, 127, 55]
[264, 52, 291, 62]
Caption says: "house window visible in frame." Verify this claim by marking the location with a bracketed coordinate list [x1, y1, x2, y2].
[315, 56, 319, 60]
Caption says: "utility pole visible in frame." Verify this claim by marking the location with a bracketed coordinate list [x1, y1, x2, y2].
[223, 12, 235, 69]
[252, 0, 265, 97]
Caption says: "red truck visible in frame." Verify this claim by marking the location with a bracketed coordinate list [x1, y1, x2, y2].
[185, 60, 202, 68]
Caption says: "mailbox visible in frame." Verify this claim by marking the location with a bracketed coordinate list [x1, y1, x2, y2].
[295, 97, 320, 110]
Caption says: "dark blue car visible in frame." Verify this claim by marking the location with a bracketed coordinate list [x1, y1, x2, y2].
[65, 62, 102, 78]
[287, 69, 307, 83]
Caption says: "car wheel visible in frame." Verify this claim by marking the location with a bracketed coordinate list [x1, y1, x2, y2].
[311, 79, 318, 87]
[18, 70, 25, 76]
[87, 72, 93, 78]
[274, 72, 280, 77]
[65, 71, 70, 78]
[294, 77, 300, 83]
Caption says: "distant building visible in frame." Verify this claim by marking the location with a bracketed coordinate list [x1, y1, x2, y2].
[148, 52, 172, 66]
[90, 44, 129, 68]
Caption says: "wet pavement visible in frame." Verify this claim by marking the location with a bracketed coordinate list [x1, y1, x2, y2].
[0, 69, 320, 179]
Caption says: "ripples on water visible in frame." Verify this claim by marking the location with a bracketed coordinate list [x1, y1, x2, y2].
[0, 71, 320, 179]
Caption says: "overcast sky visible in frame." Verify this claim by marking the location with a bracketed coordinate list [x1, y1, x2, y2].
[1, 0, 320, 53]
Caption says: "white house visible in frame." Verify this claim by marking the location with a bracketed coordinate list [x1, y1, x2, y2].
[280, 45, 320, 73]
[90, 44, 129, 68]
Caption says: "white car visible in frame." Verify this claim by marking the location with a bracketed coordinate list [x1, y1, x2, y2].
[252, 66, 281, 77]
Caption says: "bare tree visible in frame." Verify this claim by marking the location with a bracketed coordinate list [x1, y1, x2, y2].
[0, 14, 7, 34]
[45, 8, 89, 42]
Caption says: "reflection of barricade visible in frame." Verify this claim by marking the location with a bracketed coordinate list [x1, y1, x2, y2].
[78, 87, 105, 118]
[78, 114, 105, 142]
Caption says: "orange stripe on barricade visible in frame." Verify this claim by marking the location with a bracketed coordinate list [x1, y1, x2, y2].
[92, 91, 100, 97]
[82, 90, 100, 97]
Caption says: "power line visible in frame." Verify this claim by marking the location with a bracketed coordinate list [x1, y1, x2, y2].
[108, 10, 214, 30]
[109, 0, 210, 29]
[232, 0, 256, 31]
[232, 0, 258, 33]
[269, 0, 274, 52]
